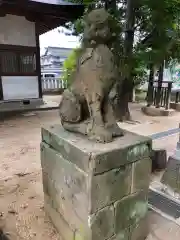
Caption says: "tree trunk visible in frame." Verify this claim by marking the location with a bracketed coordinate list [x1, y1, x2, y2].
[147, 63, 154, 106]
[104, 0, 135, 121]
[115, 0, 135, 121]
[124, 0, 135, 60]
[105, 0, 117, 10]
[156, 61, 164, 108]
[131, 88, 136, 102]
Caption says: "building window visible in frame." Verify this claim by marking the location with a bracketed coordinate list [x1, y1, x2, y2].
[0, 51, 18, 73]
[0, 48, 37, 75]
[20, 53, 36, 73]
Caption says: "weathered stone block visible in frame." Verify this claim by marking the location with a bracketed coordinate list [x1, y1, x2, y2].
[141, 106, 175, 117]
[41, 143, 89, 233]
[151, 148, 167, 172]
[41, 125, 152, 240]
[108, 217, 148, 240]
[89, 205, 114, 240]
[44, 193, 75, 240]
[161, 154, 180, 192]
[42, 125, 151, 174]
[91, 165, 132, 213]
[132, 158, 152, 193]
[109, 229, 130, 240]
[130, 216, 149, 240]
[114, 192, 148, 234]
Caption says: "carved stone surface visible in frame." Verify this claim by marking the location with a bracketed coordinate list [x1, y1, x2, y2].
[41, 125, 152, 240]
[59, 8, 123, 143]
[161, 125, 180, 193]
[161, 154, 180, 193]
[151, 149, 167, 172]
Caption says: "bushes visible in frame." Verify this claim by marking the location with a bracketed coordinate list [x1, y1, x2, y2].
[62, 48, 81, 86]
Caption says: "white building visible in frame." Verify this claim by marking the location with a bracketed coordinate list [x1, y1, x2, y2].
[41, 46, 73, 72]
[0, 0, 83, 111]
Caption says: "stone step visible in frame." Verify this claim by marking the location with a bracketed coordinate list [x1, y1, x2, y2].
[148, 188, 180, 219]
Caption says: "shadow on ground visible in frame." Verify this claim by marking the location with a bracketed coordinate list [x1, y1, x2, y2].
[0, 230, 10, 240]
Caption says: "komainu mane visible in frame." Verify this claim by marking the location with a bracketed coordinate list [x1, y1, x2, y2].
[59, 8, 123, 143]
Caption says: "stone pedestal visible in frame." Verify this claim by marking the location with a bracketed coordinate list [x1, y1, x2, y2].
[161, 153, 180, 193]
[151, 149, 167, 172]
[141, 106, 175, 117]
[161, 124, 180, 193]
[170, 102, 180, 112]
[41, 125, 152, 240]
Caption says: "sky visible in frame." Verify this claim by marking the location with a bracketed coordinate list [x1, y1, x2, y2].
[31, 0, 80, 5]
[39, 27, 80, 55]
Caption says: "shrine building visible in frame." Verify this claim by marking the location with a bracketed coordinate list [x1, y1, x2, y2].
[0, 0, 84, 111]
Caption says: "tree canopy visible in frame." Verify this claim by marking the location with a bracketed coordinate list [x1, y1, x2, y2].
[65, 0, 180, 80]
[63, 0, 180, 119]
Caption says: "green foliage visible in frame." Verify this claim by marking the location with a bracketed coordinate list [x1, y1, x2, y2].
[132, 54, 148, 87]
[135, 0, 180, 66]
[62, 48, 81, 86]
[64, 0, 180, 87]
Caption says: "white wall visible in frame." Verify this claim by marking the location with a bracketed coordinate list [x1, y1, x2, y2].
[42, 56, 52, 66]
[0, 14, 36, 46]
[2, 76, 39, 100]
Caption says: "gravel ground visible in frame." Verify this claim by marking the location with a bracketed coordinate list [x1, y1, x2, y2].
[0, 110, 62, 240]
[0, 101, 180, 240]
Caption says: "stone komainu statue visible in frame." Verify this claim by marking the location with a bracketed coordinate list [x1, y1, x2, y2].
[59, 8, 123, 143]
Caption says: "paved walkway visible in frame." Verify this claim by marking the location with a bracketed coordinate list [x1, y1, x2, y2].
[148, 210, 180, 240]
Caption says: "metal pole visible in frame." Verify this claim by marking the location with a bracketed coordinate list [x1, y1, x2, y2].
[177, 123, 180, 150]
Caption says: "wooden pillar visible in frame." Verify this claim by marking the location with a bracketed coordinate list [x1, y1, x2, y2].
[175, 92, 179, 103]
[105, 0, 116, 11]
[35, 22, 43, 99]
[0, 55, 3, 100]
[0, 15, 4, 100]
[165, 82, 172, 110]
[0, 77, 3, 101]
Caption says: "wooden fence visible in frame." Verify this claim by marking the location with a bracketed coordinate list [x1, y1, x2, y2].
[172, 90, 180, 104]
[147, 81, 173, 109]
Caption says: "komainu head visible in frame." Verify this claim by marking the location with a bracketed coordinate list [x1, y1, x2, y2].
[83, 8, 114, 46]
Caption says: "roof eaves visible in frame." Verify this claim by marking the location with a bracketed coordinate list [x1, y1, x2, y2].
[29, 0, 83, 6]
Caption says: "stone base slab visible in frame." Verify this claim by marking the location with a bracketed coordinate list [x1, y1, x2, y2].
[177, 141, 180, 149]
[161, 154, 180, 193]
[0, 98, 43, 112]
[170, 102, 180, 111]
[151, 149, 167, 172]
[141, 106, 176, 116]
[41, 125, 152, 240]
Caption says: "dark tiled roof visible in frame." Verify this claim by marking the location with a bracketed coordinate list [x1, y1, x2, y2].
[0, 0, 84, 35]
[44, 47, 73, 57]
[29, 0, 82, 5]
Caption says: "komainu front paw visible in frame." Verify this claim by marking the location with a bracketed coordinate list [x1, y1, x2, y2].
[88, 126, 113, 143]
[106, 123, 124, 137]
